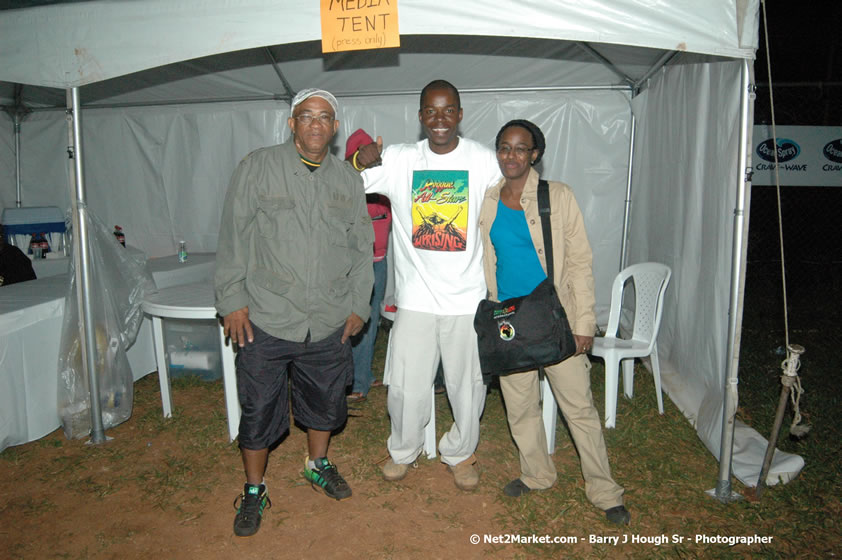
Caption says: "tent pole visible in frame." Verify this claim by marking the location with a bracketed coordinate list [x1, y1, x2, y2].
[632, 50, 679, 91]
[24, 85, 632, 113]
[575, 42, 635, 87]
[714, 60, 753, 502]
[264, 47, 296, 101]
[14, 111, 21, 207]
[8, 83, 29, 207]
[619, 113, 636, 271]
[67, 86, 107, 444]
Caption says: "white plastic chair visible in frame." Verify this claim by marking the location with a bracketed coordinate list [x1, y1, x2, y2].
[540, 263, 671, 445]
[541, 372, 558, 454]
[592, 262, 672, 428]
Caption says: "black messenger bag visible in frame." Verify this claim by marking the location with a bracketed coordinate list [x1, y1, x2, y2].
[473, 180, 576, 376]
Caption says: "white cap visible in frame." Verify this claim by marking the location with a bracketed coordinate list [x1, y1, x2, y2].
[291, 88, 338, 113]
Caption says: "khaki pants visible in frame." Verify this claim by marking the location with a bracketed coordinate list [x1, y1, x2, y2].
[499, 354, 624, 510]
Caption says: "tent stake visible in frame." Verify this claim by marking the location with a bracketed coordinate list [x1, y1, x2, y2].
[755, 344, 805, 499]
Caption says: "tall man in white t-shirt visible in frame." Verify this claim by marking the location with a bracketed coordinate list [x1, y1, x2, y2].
[353, 80, 501, 490]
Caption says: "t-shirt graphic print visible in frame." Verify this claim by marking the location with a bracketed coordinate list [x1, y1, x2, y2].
[410, 170, 469, 252]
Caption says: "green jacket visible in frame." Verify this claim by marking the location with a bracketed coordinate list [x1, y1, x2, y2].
[215, 139, 374, 342]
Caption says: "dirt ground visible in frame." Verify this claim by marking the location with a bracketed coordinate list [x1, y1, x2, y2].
[4, 361, 823, 559]
[1, 376, 525, 560]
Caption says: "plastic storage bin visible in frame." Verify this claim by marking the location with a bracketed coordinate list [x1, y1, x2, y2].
[162, 318, 222, 381]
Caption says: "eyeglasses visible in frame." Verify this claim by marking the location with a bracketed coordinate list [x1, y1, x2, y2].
[496, 145, 535, 157]
[294, 113, 334, 125]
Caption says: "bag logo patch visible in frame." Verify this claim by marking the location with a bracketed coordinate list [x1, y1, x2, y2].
[498, 321, 515, 341]
[493, 305, 517, 319]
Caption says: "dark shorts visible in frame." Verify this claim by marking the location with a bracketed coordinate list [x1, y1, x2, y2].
[235, 323, 353, 450]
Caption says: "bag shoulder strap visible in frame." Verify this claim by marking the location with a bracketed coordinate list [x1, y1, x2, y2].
[537, 179, 554, 279]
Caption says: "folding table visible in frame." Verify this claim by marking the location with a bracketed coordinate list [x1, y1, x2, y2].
[142, 280, 240, 441]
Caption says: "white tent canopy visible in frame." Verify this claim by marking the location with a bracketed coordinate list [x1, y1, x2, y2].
[0, 0, 803, 489]
[0, 0, 757, 90]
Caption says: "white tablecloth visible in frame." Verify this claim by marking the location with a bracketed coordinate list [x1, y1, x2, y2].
[146, 252, 217, 289]
[30, 246, 148, 280]
[31, 255, 71, 279]
[0, 253, 217, 451]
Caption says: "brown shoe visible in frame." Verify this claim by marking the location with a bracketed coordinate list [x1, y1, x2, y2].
[447, 454, 479, 491]
[381, 459, 410, 481]
[346, 392, 366, 403]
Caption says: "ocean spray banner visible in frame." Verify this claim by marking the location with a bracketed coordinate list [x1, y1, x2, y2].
[752, 125, 842, 187]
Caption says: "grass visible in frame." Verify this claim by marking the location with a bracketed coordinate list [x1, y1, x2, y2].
[480, 277, 840, 560]
[1, 274, 839, 558]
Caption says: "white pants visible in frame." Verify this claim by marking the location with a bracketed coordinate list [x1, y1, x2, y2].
[384, 309, 486, 466]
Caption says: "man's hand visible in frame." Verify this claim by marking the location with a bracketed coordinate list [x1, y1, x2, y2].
[224, 307, 254, 346]
[341, 313, 365, 344]
[574, 334, 594, 356]
[356, 137, 383, 168]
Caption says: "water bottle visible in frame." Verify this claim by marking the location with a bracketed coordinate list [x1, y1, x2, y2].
[113, 225, 126, 247]
[29, 234, 42, 259]
[178, 240, 188, 263]
[39, 233, 50, 257]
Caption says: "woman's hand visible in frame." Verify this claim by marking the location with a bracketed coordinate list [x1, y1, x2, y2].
[574, 334, 593, 355]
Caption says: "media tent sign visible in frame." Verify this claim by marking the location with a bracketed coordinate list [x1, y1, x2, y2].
[320, 0, 399, 53]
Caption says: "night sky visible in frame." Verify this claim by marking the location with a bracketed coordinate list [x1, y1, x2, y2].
[754, 1, 840, 125]
[757, 1, 840, 83]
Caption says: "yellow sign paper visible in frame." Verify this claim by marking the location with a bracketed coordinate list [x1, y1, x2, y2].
[320, 0, 399, 53]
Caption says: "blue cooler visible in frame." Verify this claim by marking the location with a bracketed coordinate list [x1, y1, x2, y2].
[1, 206, 68, 255]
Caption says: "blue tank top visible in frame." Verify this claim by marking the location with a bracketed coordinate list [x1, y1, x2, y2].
[489, 199, 547, 301]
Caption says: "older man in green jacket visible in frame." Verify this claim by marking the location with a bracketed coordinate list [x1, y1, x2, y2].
[215, 88, 373, 537]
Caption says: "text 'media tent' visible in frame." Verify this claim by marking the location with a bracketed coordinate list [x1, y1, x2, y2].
[0, 0, 803, 492]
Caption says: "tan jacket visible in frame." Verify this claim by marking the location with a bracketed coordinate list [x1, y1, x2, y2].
[478, 168, 596, 336]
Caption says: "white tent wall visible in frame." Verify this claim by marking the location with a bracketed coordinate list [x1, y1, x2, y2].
[629, 60, 804, 485]
[79, 102, 290, 254]
[0, 111, 69, 211]
[0, 114, 14, 205]
[1, 90, 631, 300]
[2, 0, 791, 490]
[336, 88, 633, 311]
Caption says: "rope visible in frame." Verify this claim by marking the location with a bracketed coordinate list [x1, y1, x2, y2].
[761, 0, 790, 349]
[781, 345, 810, 437]
[761, 0, 809, 439]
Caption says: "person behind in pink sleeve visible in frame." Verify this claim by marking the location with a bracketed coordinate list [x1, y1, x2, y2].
[346, 129, 392, 402]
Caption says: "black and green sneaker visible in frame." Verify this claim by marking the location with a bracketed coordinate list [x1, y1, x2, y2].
[303, 456, 352, 500]
[233, 483, 270, 537]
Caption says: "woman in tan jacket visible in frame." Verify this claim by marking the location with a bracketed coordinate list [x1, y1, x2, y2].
[477, 119, 629, 525]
